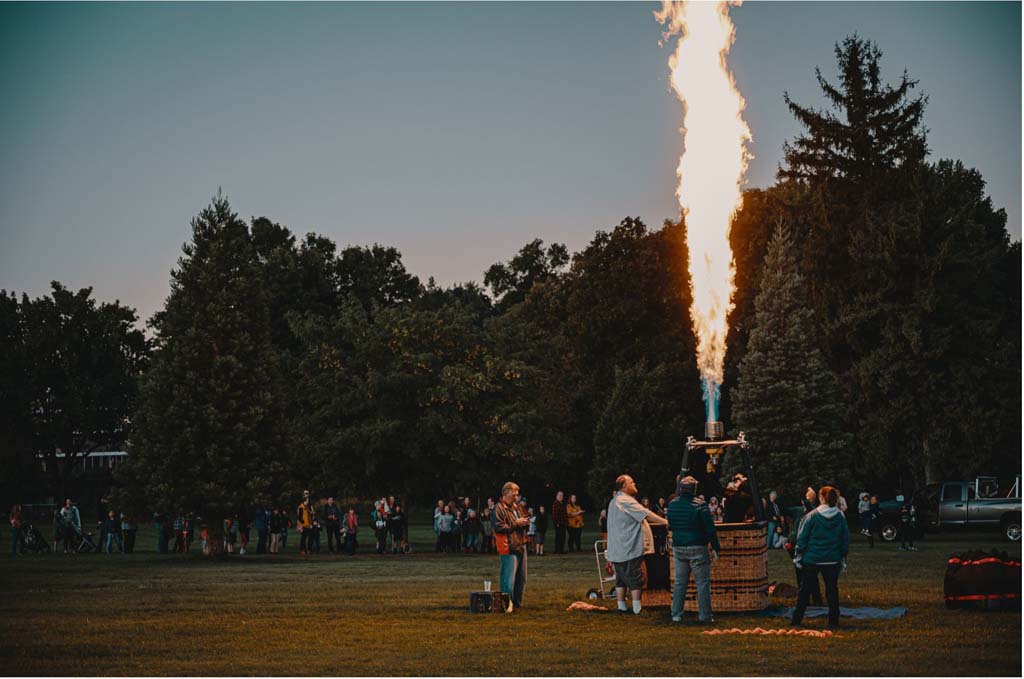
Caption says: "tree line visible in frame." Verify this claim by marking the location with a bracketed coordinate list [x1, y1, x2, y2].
[1, 36, 1018, 522]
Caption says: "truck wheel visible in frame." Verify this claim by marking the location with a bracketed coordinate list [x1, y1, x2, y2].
[1004, 520, 1021, 542]
[880, 522, 898, 541]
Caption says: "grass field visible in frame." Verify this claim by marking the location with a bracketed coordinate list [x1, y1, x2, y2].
[0, 522, 1019, 676]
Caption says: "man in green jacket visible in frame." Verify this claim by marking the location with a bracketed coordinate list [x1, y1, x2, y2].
[667, 476, 720, 623]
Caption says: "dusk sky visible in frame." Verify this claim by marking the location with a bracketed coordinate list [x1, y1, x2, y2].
[1, 1, 1019, 325]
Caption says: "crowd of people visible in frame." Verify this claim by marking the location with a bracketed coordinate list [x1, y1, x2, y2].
[7, 481, 924, 561]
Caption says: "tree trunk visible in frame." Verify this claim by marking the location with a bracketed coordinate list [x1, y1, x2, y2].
[922, 437, 941, 486]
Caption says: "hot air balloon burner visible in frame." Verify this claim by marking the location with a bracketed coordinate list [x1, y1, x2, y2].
[682, 426, 765, 522]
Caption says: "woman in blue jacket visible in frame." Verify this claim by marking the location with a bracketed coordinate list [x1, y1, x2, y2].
[791, 486, 850, 629]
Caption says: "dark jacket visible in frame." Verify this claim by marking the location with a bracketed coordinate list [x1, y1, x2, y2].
[322, 504, 341, 524]
[535, 511, 549, 533]
[795, 505, 850, 565]
[667, 495, 721, 553]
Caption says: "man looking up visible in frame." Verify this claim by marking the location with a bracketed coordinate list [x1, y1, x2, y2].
[606, 475, 668, 615]
[668, 476, 720, 624]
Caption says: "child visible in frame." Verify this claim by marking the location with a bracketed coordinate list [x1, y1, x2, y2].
[771, 524, 787, 549]
[599, 509, 608, 542]
[857, 492, 871, 536]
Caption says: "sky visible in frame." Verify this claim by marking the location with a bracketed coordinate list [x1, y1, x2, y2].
[1, 1, 1020, 325]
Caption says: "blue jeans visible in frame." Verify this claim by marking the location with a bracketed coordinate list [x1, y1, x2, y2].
[105, 532, 123, 554]
[465, 533, 478, 550]
[672, 545, 712, 621]
[10, 526, 19, 555]
[499, 549, 527, 608]
[767, 521, 778, 546]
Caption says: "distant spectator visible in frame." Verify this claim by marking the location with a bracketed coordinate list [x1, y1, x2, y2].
[455, 509, 467, 552]
[436, 506, 455, 552]
[310, 519, 321, 554]
[433, 500, 445, 552]
[551, 491, 567, 554]
[464, 509, 481, 553]
[121, 513, 137, 554]
[771, 524, 788, 549]
[857, 493, 871, 536]
[9, 504, 23, 556]
[279, 510, 291, 552]
[322, 498, 341, 554]
[103, 510, 122, 554]
[238, 512, 250, 555]
[254, 508, 270, 555]
[898, 500, 917, 551]
[866, 495, 882, 548]
[373, 503, 389, 554]
[765, 491, 783, 547]
[708, 497, 723, 524]
[388, 503, 406, 554]
[567, 494, 584, 552]
[599, 509, 608, 541]
[266, 509, 281, 554]
[173, 513, 188, 553]
[223, 517, 237, 554]
[480, 507, 494, 553]
[525, 507, 537, 553]
[297, 491, 315, 556]
[52, 509, 64, 553]
[343, 508, 358, 555]
[534, 505, 548, 556]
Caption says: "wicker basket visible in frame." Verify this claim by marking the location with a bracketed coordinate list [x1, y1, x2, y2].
[684, 521, 768, 612]
[639, 522, 769, 612]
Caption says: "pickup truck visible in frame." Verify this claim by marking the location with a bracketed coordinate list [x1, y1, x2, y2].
[878, 476, 1021, 542]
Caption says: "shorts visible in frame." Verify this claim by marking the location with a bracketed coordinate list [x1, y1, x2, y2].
[612, 556, 644, 590]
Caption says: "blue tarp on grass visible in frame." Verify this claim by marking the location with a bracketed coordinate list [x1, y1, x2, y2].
[764, 606, 908, 620]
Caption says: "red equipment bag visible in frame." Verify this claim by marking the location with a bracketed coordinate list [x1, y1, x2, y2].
[944, 550, 1021, 610]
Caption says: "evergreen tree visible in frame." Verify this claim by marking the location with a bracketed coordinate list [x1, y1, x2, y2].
[730, 222, 852, 500]
[118, 195, 286, 550]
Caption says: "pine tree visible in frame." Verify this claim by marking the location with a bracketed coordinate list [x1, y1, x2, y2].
[730, 222, 852, 501]
[118, 195, 286, 552]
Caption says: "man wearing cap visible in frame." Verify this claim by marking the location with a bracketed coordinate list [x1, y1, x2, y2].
[606, 475, 669, 615]
[668, 475, 720, 624]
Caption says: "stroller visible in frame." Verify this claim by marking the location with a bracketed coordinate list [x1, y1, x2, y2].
[20, 523, 51, 554]
[70, 527, 99, 553]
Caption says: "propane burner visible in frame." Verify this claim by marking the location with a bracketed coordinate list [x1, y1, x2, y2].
[682, 423, 765, 522]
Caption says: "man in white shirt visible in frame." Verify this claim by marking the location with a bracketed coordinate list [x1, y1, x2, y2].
[606, 475, 669, 615]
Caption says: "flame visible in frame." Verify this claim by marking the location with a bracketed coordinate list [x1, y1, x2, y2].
[655, 0, 751, 420]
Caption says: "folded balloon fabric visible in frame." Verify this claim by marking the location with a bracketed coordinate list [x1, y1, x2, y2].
[702, 628, 835, 638]
[766, 606, 908, 620]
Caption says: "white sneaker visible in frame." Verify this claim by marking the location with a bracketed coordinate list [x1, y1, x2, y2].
[505, 599, 514, 614]
[672, 615, 683, 623]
